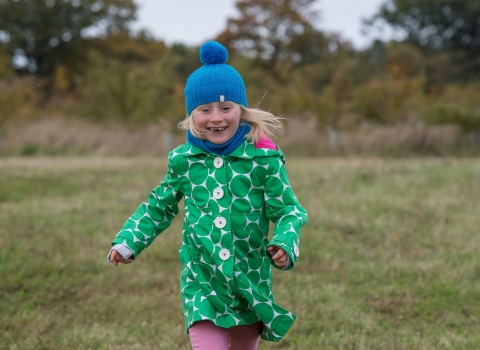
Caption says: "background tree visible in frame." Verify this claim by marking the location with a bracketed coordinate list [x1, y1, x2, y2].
[353, 43, 425, 125]
[312, 64, 355, 151]
[365, 0, 480, 79]
[426, 84, 480, 150]
[0, 42, 13, 79]
[77, 44, 195, 126]
[0, 78, 39, 131]
[0, 0, 137, 80]
[89, 30, 168, 64]
[216, 0, 328, 77]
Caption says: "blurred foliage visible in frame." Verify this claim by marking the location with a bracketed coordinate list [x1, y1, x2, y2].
[0, 0, 137, 82]
[367, 0, 480, 53]
[216, 0, 331, 77]
[366, 0, 480, 79]
[0, 77, 39, 129]
[89, 30, 168, 63]
[0, 44, 13, 79]
[76, 48, 188, 126]
[425, 84, 480, 131]
[0, 0, 479, 153]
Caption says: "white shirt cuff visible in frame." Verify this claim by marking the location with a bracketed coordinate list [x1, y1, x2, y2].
[107, 244, 134, 263]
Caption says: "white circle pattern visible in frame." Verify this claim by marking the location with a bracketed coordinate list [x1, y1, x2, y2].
[112, 139, 308, 342]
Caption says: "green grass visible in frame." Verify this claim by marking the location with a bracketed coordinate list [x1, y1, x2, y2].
[1, 156, 480, 349]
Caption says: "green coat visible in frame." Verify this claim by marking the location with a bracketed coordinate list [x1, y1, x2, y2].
[111, 139, 308, 342]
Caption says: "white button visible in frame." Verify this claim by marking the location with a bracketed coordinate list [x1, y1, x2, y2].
[214, 217, 227, 228]
[213, 187, 224, 199]
[294, 244, 299, 257]
[214, 157, 223, 168]
[219, 248, 230, 260]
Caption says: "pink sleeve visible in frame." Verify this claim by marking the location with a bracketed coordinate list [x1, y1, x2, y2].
[254, 135, 277, 150]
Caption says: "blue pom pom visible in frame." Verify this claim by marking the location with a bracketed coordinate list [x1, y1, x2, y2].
[200, 41, 228, 65]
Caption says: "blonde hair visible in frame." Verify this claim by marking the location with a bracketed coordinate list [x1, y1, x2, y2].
[178, 105, 284, 143]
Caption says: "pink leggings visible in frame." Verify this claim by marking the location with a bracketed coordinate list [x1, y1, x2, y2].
[189, 321, 262, 350]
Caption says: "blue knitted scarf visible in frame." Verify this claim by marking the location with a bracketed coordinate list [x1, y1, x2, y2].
[187, 122, 252, 156]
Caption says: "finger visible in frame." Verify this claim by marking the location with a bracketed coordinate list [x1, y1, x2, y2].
[272, 249, 286, 261]
[268, 249, 277, 257]
[118, 258, 133, 264]
[267, 246, 277, 255]
[110, 250, 118, 266]
[268, 245, 282, 256]
[275, 257, 287, 268]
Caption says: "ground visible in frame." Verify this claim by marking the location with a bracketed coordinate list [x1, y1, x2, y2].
[1, 156, 479, 349]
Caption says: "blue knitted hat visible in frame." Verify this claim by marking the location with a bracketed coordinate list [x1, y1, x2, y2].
[184, 41, 247, 116]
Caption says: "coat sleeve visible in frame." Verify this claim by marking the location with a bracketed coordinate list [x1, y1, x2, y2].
[264, 156, 308, 270]
[111, 156, 184, 258]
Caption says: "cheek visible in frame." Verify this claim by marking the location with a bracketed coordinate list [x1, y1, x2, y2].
[192, 115, 206, 127]
[228, 110, 242, 125]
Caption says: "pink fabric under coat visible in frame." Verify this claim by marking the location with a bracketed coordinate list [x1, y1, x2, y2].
[189, 321, 262, 350]
[254, 135, 277, 150]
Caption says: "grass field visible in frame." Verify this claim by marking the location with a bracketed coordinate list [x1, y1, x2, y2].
[1, 156, 480, 350]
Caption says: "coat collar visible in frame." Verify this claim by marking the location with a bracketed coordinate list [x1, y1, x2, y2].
[180, 138, 282, 160]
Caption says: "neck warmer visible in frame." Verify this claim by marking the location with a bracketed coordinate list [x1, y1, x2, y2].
[187, 122, 252, 156]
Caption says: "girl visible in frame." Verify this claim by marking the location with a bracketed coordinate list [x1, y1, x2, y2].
[108, 41, 308, 350]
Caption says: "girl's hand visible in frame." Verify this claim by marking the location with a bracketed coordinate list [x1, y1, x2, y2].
[267, 246, 288, 268]
[109, 249, 133, 266]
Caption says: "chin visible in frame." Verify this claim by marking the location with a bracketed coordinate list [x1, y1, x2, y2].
[207, 134, 231, 144]
[208, 138, 227, 144]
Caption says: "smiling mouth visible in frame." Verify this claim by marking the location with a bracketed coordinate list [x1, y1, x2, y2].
[207, 127, 228, 132]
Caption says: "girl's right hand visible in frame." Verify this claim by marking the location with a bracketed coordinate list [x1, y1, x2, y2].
[109, 249, 133, 266]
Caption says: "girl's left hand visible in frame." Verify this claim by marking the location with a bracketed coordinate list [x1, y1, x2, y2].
[267, 246, 288, 268]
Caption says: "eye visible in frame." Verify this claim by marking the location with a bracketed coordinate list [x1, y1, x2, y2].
[221, 106, 231, 111]
[201, 108, 210, 113]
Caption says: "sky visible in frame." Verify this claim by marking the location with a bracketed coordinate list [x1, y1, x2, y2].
[131, 0, 397, 50]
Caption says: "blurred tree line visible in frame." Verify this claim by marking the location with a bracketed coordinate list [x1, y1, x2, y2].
[0, 0, 479, 150]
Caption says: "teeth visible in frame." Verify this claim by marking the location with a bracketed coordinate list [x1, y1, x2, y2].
[209, 127, 227, 131]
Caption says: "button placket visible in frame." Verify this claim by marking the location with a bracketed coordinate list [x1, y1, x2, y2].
[219, 248, 230, 260]
[214, 157, 224, 168]
[212, 156, 231, 265]
[214, 217, 226, 229]
[213, 187, 224, 199]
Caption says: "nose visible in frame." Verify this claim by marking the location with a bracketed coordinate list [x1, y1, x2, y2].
[210, 108, 223, 122]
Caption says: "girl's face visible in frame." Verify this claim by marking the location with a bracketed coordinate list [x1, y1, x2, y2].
[192, 102, 242, 144]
